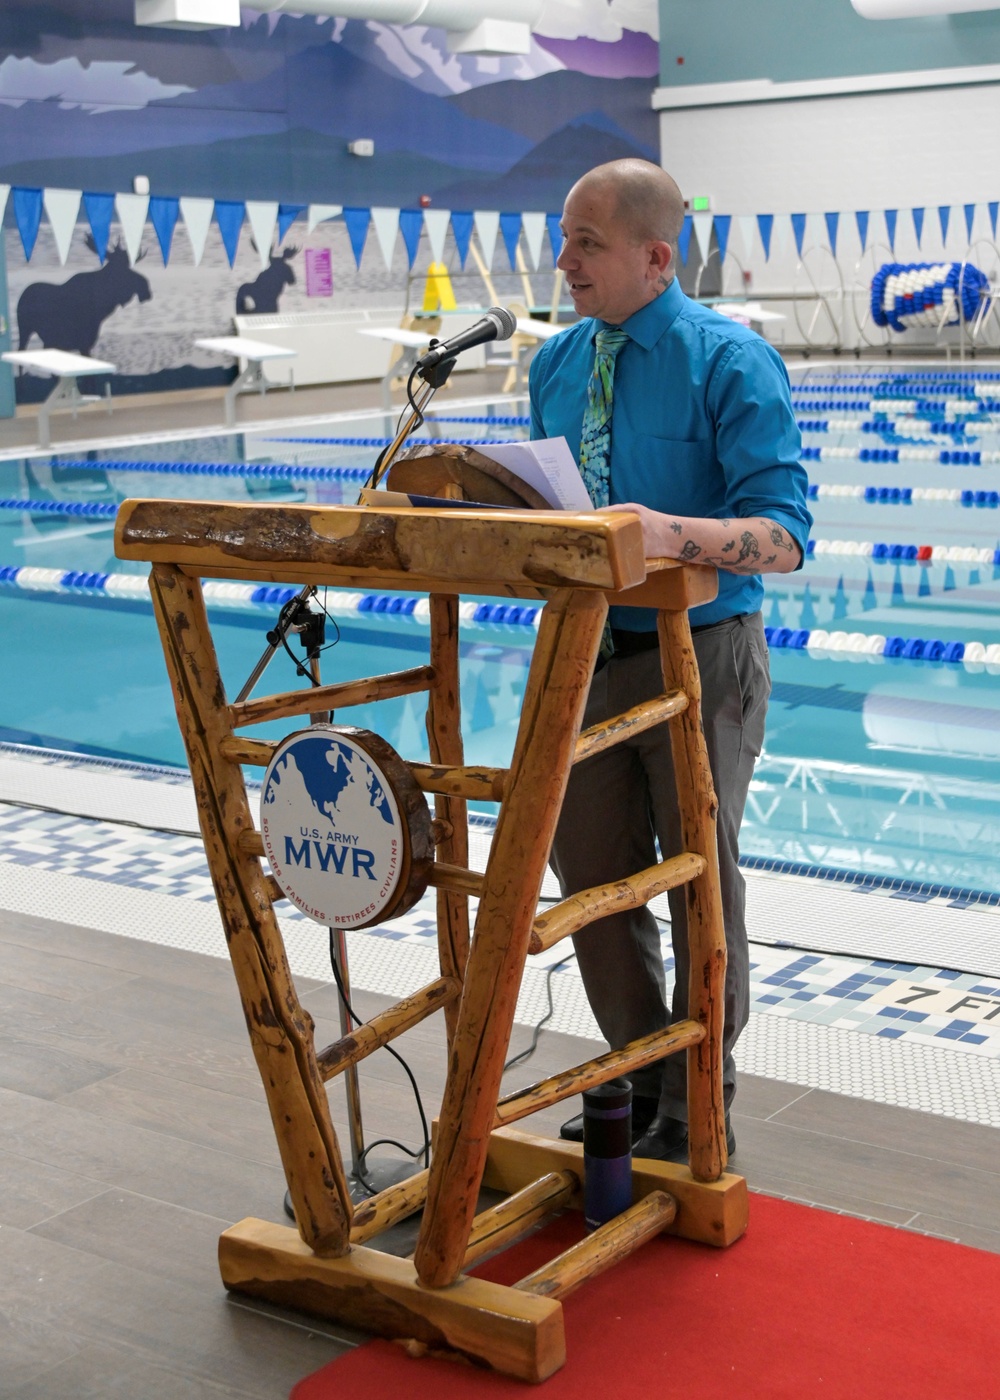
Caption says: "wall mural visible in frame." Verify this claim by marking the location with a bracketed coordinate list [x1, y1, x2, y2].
[1, 0, 660, 399]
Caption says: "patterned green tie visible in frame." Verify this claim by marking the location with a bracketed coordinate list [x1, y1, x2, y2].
[579, 327, 629, 659]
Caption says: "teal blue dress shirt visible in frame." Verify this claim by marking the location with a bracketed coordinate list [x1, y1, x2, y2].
[528, 277, 813, 630]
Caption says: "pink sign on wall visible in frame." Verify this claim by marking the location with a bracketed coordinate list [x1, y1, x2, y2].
[305, 247, 333, 297]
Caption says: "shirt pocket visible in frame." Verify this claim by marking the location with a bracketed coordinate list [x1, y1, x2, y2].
[620, 434, 718, 515]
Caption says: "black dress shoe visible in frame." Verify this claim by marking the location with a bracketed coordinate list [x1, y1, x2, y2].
[559, 1093, 659, 1144]
[632, 1113, 736, 1163]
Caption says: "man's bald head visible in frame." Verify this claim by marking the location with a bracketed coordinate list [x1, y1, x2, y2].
[571, 160, 685, 264]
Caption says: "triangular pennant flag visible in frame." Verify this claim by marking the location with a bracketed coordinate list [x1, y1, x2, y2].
[824, 211, 839, 257]
[884, 208, 897, 252]
[499, 211, 522, 270]
[14, 187, 43, 261]
[0, 185, 9, 230]
[370, 207, 400, 270]
[246, 200, 279, 269]
[771, 214, 790, 259]
[990, 201, 998, 239]
[307, 204, 342, 234]
[116, 192, 149, 265]
[546, 212, 563, 265]
[83, 191, 114, 263]
[521, 211, 546, 270]
[277, 203, 305, 243]
[474, 210, 500, 268]
[342, 206, 370, 268]
[912, 206, 924, 248]
[451, 210, 474, 268]
[214, 200, 245, 268]
[790, 212, 807, 258]
[180, 196, 213, 267]
[43, 187, 81, 265]
[399, 208, 423, 269]
[692, 211, 713, 264]
[856, 210, 869, 252]
[757, 213, 773, 260]
[149, 196, 179, 265]
[713, 214, 731, 265]
[938, 205, 951, 245]
[678, 214, 693, 265]
[964, 202, 976, 242]
[423, 208, 452, 265]
[736, 215, 756, 260]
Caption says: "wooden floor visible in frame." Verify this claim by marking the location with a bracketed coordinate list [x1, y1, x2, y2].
[1, 904, 998, 1399]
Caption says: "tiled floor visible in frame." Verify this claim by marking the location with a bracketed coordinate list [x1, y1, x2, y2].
[2, 689, 1000, 1396]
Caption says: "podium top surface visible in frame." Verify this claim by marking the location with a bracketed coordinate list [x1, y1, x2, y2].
[114, 499, 717, 611]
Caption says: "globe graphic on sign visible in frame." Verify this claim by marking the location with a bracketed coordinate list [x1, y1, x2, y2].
[260, 729, 405, 927]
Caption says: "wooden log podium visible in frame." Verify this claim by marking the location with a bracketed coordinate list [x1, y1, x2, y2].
[114, 500, 749, 1383]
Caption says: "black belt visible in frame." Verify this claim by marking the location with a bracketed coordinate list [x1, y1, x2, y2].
[609, 614, 743, 656]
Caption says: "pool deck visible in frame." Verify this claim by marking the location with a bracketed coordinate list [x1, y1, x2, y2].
[1, 747, 998, 1397]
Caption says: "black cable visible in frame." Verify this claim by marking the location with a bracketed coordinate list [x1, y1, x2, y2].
[327, 929, 431, 1193]
[503, 952, 575, 1072]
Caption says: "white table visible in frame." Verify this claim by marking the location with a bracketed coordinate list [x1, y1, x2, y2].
[713, 302, 788, 326]
[2, 348, 117, 449]
[194, 335, 299, 427]
[356, 326, 436, 411]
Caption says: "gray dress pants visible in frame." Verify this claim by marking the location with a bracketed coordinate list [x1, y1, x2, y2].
[548, 611, 770, 1120]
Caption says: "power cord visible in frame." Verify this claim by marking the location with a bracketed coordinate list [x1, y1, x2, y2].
[327, 928, 430, 1195]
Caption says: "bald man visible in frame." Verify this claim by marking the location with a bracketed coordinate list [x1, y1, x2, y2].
[529, 160, 812, 1162]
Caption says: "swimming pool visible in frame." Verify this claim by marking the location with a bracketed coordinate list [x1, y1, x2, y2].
[3, 370, 1000, 898]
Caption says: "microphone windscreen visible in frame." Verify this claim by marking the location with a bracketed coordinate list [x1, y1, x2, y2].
[488, 306, 517, 341]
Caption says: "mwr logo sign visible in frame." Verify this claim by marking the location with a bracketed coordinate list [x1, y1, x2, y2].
[261, 726, 413, 928]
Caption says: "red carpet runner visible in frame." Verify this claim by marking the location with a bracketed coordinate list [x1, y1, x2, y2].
[290, 1193, 997, 1399]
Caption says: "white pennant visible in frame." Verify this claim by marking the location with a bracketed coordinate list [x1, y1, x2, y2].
[736, 214, 756, 261]
[0, 185, 9, 230]
[308, 203, 342, 233]
[423, 209, 451, 265]
[521, 211, 547, 270]
[180, 196, 214, 267]
[474, 210, 500, 269]
[370, 207, 400, 270]
[43, 187, 81, 265]
[246, 200, 279, 268]
[771, 213, 790, 259]
[692, 212, 714, 264]
[115, 192, 149, 266]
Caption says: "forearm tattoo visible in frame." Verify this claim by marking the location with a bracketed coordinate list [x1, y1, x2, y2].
[671, 518, 799, 573]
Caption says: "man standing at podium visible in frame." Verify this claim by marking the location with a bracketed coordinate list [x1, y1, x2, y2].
[529, 159, 812, 1161]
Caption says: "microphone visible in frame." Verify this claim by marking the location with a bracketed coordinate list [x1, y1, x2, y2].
[416, 306, 517, 369]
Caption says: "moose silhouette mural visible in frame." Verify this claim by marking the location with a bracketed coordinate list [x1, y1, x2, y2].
[236, 245, 299, 315]
[17, 237, 152, 356]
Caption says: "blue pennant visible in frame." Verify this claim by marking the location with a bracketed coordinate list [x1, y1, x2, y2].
[342, 207, 370, 267]
[855, 210, 869, 251]
[277, 203, 306, 243]
[965, 202, 976, 242]
[756, 213, 773, 261]
[545, 212, 562, 266]
[938, 205, 950, 244]
[678, 214, 694, 264]
[83, 191, 114, 263]
[451, 211, 474, 268]
[149, 196, 179, 265]
[714, 214, 731, 264]
[499, 211, 522, 270]
[214, 200, 245, 267]
[399, 209, 423, 269]
[990, 202, 998, 239]
[791, 212, 807, 257]
[824, 211, 839, 257]
[13, 187, 43, 261]
[912, 207, 924, 247]
[884, 209, 897, 251]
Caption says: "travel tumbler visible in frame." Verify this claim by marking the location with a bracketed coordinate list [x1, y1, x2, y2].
[582, 1078, 633, 1231]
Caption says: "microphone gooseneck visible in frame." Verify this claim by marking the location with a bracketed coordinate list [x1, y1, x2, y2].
[417, 305, 517, 370]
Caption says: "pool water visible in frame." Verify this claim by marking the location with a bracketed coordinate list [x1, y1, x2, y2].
[4, 373, 1000, 897]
